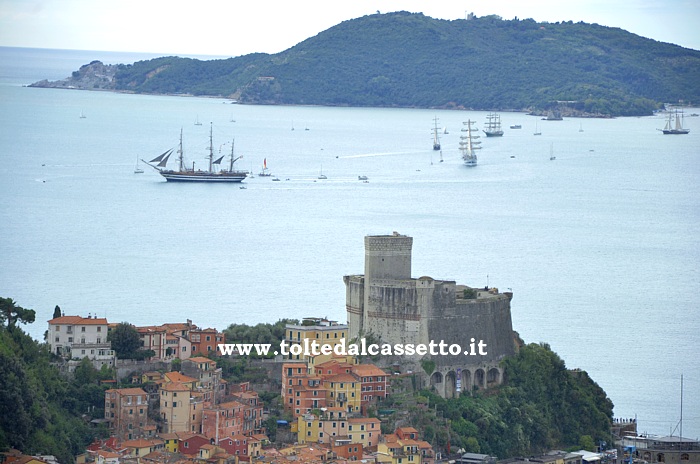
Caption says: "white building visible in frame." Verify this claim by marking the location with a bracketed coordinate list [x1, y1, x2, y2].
[48, 315, 115, 368]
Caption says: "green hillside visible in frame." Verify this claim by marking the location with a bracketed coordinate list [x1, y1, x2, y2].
[37, 12, 700, 116]
[105, 12, 700, 116]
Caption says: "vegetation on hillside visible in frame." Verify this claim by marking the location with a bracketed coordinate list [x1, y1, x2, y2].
[0, 300, 110, 462]
[381, 343, 613, 458]
[88, 12, 700, 116]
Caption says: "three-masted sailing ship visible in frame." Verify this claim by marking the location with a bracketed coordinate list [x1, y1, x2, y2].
[143, 123, 248, 182]
[659, 108, 690, 134]
[460, 119, 481, 167]
[432, 116, 442, 150]
[483, 113, 504, 137]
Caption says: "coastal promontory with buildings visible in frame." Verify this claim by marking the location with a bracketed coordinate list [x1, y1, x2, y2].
[1, 233, 697, 464]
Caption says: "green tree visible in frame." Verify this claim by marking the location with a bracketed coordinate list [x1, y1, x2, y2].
[53, 305, 62, 319]
[107, 322, 140, 359]
[0, 297, 36, 328]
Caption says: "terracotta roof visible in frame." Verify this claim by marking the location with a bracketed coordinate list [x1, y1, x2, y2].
[48, 315, 108, 325]
[348, 417, 381, 423]
[352, 364, 388, 376]
[161, 382, 190, 392]
[96, 450, 121, 459]
[165, 371, 197, 383]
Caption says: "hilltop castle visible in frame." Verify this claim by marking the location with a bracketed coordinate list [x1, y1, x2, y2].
[344, 232, 517, 397]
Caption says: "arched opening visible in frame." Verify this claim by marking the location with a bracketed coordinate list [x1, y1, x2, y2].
[461, 369, 472, 392]
[445, 371, 457, 398]
[430, 371, 443, 387]
[487, 368, 500, 386]
[657, 454, 665, 463]
[474, 369, 485, 390]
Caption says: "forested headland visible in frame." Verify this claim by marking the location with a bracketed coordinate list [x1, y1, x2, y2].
[30, 12, 700, 117]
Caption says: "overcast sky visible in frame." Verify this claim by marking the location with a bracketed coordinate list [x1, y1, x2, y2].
[1, 0, 698, 57]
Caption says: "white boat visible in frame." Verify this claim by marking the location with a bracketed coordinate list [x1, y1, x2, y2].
[79, 110, 86, 119]
[194, 115, 202, 126]
[483, 113, 503, 137]
[659, 108, 690, 134]
[134, 157, 144, 174]
[534, 122, 542, 136]
[318, 164, 327, 179]
[550, 143, 556, 160]
[579, 123, 584, 132]
[510, 124, 522, 129]
[460, 119, 480, 167]
[358, 175, 368, 181]
[432, 116, 441, 150]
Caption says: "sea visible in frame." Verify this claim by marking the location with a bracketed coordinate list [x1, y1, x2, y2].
[0, 47, 698, 440]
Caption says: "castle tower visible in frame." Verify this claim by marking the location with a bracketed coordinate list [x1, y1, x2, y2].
[364, 232, 413, 283]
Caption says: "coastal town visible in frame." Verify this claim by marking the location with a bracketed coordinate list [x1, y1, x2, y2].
[2, 234, 698, 463]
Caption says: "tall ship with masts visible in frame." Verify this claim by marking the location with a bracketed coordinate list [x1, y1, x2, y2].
[143, 123, 248, 182]
[432, 116, 442, 150]
[483, 112, 504, 137]
[659, 108, 690, 134]
[460, 119, 481, 167]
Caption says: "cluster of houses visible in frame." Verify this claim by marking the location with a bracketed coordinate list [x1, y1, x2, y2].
[42, 314, 442, 463]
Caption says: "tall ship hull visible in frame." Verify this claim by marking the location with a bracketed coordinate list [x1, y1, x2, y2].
[160, 171, 246, 182]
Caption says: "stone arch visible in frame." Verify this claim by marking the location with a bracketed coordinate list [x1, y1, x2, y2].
[430, 371, 443, 384]
[474, 368, 486, 390]
[445, 371, 457, 398]
[430, 371, 443, 394]
[487, 367, 501, 386]
[460, 369, 472, 392]
[657, 454, 665, 463]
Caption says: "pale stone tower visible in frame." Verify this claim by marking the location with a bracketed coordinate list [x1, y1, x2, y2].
[363, 232, 413, 281]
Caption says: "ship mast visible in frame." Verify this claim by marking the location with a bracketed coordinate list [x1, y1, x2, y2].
[229, 139, 235, 172]
[208, 122, 214, 172]
[178, 127, 185, 171]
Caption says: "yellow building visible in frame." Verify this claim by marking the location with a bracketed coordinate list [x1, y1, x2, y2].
[323, 373, 361, 413]
[285, 319, 348, 361]
[348, 417, 382, 448]
[159, 382, 191, 433]
[377, 428, 429, 464]
[296, 408, 348, 444]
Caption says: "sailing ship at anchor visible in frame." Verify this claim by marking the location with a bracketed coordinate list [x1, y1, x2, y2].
[659, 108, 690, 134]
[432, 116, 442, 150]
[483, 112, 504, 137]
[460, 119, 481, 167]
[143, 123, 248, 182]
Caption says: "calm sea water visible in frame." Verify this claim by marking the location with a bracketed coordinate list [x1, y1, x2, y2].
[1, 47, 698, 439]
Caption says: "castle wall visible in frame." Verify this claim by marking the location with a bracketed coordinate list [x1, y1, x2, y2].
[344, 275, 364, 340]
[426, 293, 515, 366]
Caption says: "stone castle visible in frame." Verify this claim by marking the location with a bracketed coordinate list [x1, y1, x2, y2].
[344, 232, 517, 397]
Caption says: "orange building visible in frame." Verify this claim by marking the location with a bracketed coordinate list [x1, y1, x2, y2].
[190, 327, 226, 355]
